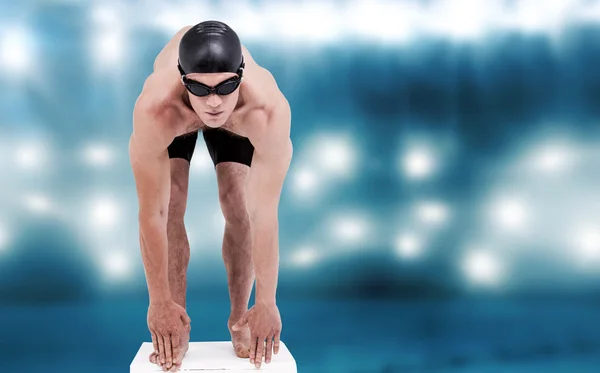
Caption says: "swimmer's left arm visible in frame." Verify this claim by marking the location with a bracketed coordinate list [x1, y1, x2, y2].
[246, 105, 293, 306]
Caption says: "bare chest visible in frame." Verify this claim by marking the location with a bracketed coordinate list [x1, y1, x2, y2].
[177, 108, 267, 141]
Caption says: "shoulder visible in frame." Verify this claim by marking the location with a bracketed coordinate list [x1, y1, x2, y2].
[132, 73, 180, 151]
[248, 97, 291, 157]
[137, 69, 182, 117]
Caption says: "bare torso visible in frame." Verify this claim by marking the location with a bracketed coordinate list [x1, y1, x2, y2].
[134, 26, 288, 152]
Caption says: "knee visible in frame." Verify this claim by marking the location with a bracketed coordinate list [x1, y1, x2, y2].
[219, 188, 249, 225]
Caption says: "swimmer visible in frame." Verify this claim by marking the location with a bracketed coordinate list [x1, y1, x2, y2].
[129, 21, 292, 372]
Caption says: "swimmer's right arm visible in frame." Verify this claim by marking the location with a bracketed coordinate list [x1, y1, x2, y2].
[129, 101, 172, 303]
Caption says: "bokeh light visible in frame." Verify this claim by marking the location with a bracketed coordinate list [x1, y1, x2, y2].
[462, 248, 505, 288]
[401, 147, 437, 180]
[330, 213, 371, 246]
[15, 142, 49, 170]
[416, 201, 450, 226]
[489, 196, 530, 233]
[0, 223, 9, 252]
[89, 197, 120, 230]
[84, 144, 114, 167]
[95, 29, 125, 68]
[571, 224, 600, 266]
[24, 194, 52, 214]
[291, 168, 318, 197]
[1, 26, 33, 73]
[313, 134, 357, 178]
[395, 233, 424, 259]
[290, 246, 320, 267]
[101, 250, 133, 282]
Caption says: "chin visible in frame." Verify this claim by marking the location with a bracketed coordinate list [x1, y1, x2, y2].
[202, 115, 229, 128]
[204, 120, 226, 129]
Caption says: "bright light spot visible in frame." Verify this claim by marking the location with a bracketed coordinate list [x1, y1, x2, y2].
[153, 12, 183, 35]
[424, 0, 499, 41]
[92, 4, 120, 26]
[532, 143, 574, 173]
[152, 3, 213, 35]
[90, 197, 120, 229]
[316, 136, 356, 177]
[416, 201, 450, 225]
[191, 149, 213, 174]
[395, 233, 423, 259]
[84, 144, 114, 166]
[25, 194, 51, 213]
[139, 0, 600, 45]
[572, 225, 600, 263]
[1, 26, 32, 73]
[345, 0, 415, 44]
[102, 251, 132, 280]
[229, 2, 269, 40]
[331, 214, 369, 245]
[96, 31, 124, 67]
[291, 246, 319, 267]
[292, 168, 318, 195]
[501, 0, 572, 34]
[0, 224, 8, 251]
[268, 2, 343, 43]
[491, 197, 529, 232]
[213, 209, 225, 232]
[15, 143, 48, 170]
[402, 148, 436, 180]
[186, 232, 199, 251]
[462, 249, 504, 287]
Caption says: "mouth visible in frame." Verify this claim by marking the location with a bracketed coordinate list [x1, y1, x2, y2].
[206, 111, 223, 117]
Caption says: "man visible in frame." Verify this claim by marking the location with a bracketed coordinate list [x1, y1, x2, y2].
[129, 20, 292, 372]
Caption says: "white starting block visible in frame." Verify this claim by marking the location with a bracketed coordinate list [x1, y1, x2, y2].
[130, 341, 297, 372]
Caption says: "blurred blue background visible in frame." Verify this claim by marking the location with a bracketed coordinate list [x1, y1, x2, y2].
[1, 0, 600, 372]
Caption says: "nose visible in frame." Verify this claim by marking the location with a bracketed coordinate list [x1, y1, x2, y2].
[206, 94, 222, 108]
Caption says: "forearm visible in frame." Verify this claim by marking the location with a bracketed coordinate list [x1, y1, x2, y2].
[251, 217, 280, 305]
[139, 217, 171, 303]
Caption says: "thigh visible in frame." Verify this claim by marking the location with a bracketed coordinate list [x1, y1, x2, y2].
[167, 132, 197, 216]
[168, 131, 198, 163]
[202, 128, 254, 168]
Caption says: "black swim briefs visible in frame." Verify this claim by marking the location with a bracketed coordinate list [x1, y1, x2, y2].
[167, 128, 254, 167]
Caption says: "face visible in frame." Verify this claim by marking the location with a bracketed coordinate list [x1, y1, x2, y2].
[184, 72, 241, 128]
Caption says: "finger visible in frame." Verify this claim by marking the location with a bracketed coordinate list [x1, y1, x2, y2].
[171, 358, 182, 371]
[164, 334, 173, 370]
[168, 360, 180, 372]
[255, 337, 264, 368]
[249, 335, 258, 364]
[274, 330, 281, 354]
[171, 332, 180, 365]
[158, 333, 166, 366]
[265, 335, 273, 363]
[181, 312, 191, 325]
[151, 329, 159, 356]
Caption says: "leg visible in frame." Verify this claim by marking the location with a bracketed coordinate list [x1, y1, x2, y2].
[216, 162, 254, 358]
[203, 128, 255, 358]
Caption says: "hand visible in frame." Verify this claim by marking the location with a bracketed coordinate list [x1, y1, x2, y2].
[147, 300, 191, 371]
[232, 303, 282, 368]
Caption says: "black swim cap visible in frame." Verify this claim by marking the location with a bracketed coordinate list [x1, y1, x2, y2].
[178, 20, 244, 75]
